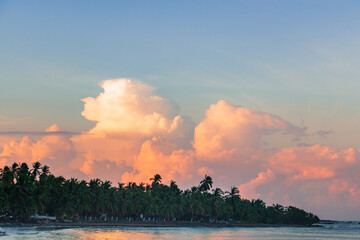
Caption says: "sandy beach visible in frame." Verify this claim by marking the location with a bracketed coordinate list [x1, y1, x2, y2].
[0, 220, 316, 229]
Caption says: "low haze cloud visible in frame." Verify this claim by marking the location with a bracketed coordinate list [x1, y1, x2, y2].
[0, 124, 81, 179]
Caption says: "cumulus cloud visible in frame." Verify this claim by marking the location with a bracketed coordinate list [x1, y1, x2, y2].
[197, 167, 214, 177]
[240, 145, 360, 219]
[0, 124, 79, 178]
[81, 159, 132, 182]
[122, 137, 194, 184]
[194, 100, 304, 161]
[81, 79, 185, 137]
[238, 169, 275, 199]
[2, 78, 360, 219]
[71, 79, 194, 183]
[268, 145, 357, 180]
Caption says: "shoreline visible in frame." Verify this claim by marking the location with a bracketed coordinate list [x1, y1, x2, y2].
[0, 221, 318, 229]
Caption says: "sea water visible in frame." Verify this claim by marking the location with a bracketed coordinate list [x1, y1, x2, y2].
[1, 222, 359, 240]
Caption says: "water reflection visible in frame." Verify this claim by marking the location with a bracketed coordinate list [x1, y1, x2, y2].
[69, 226, 360, 240]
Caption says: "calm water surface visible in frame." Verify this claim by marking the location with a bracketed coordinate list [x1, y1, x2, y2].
[1, 222, 359, 240]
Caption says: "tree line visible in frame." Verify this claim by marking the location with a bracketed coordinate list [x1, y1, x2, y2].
[0, 162, 319, 225]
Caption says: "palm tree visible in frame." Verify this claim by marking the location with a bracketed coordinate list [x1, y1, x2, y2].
[10, 163, 35, 222]
[162, 195, 177, 220]
[73, 180, 90, 218]
[89, 178, 103, 218]
[118, 182, 125, 190]
[150, 174, 162, 185]
[225, 186, 240, 198]
[247, 199, 266, 223]
[199, 175, 213, 192]
[0, 166, 14, 184]
[40, 165, 50, 180]
[31, 162, 42, 181]
[225, 186, 241, 219]
[187, 192, 202, 220]
[0, 181, 9, 215]
[144, 194, 158, 218]
[10, 162, 19, 181]
[170, 180, 181, 195]
[105, 187, 118, 218]
[16, 163, 31, 185]
[212, 188, 224, 196]
[271, 204, 284, 223]
[210, 188, 224, 220]
[138, 182, 145, 192]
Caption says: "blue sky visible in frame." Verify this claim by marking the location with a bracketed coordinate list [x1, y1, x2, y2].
[1, 0, 360, 147]
[3, 1, 360, 220]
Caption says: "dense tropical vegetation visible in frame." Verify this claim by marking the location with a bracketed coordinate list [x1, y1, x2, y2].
[0, 162, 319, 225]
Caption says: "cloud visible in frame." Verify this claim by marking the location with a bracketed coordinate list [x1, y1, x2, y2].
[81, 159, 132, 182]
[268, 145, 357, 180]
[316, 130, 334, 138]
[193, 100, 304, 161]
[81, 79, 184, 136]
[2, 78, 360, 220]
[238, 169, 275, 199]
[121, 136, 194, 184]
[240, 145, 360, 219]
[0, 131, 80, 136]
[197, 167, 214, 177]
[70, 79, 194, 183]
[0, 124, 78, 178]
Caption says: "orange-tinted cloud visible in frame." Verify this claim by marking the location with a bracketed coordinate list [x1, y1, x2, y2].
[268, 145, 357, 180]
[0, 124, 79, 178]
[1, 79, 194, 185]
[238, 169, 275, 199]
[240, 145, 360, 219]
[197, 167, 214, 177]
[71, 79, 194, 183]
[194, 100, 304, 161]
[2, 78, 360, 220]
[122, 136, 194, 184]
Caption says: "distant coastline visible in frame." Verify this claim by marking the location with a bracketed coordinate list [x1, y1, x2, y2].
[0, 220, 320, 229]
[0, 162, 320, 226]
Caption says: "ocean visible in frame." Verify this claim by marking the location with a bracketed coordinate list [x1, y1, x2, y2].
[1, 221, 359, 239]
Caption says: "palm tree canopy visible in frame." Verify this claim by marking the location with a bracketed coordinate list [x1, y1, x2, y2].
[225, 186, 240, 198]
[0, 161, 320, 226]
[199, 175, 213, 192]
[150, 174, 162, 184]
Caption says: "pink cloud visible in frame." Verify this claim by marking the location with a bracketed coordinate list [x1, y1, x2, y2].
[0, 80, 196, 185]
[122, 137, 194, 184]
[72, 79, 194, 183]
[240, 145, 360, 219]
[2, 78, 360, 220]
[238, 169, 275, 199]
[0, 124, 78, 178]
[268, 145, 357, 180]
[197, 167, 214, 177]
[193, 100, 304, 161]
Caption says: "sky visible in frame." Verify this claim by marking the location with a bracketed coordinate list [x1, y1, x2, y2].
[1, 1, 360, 220]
